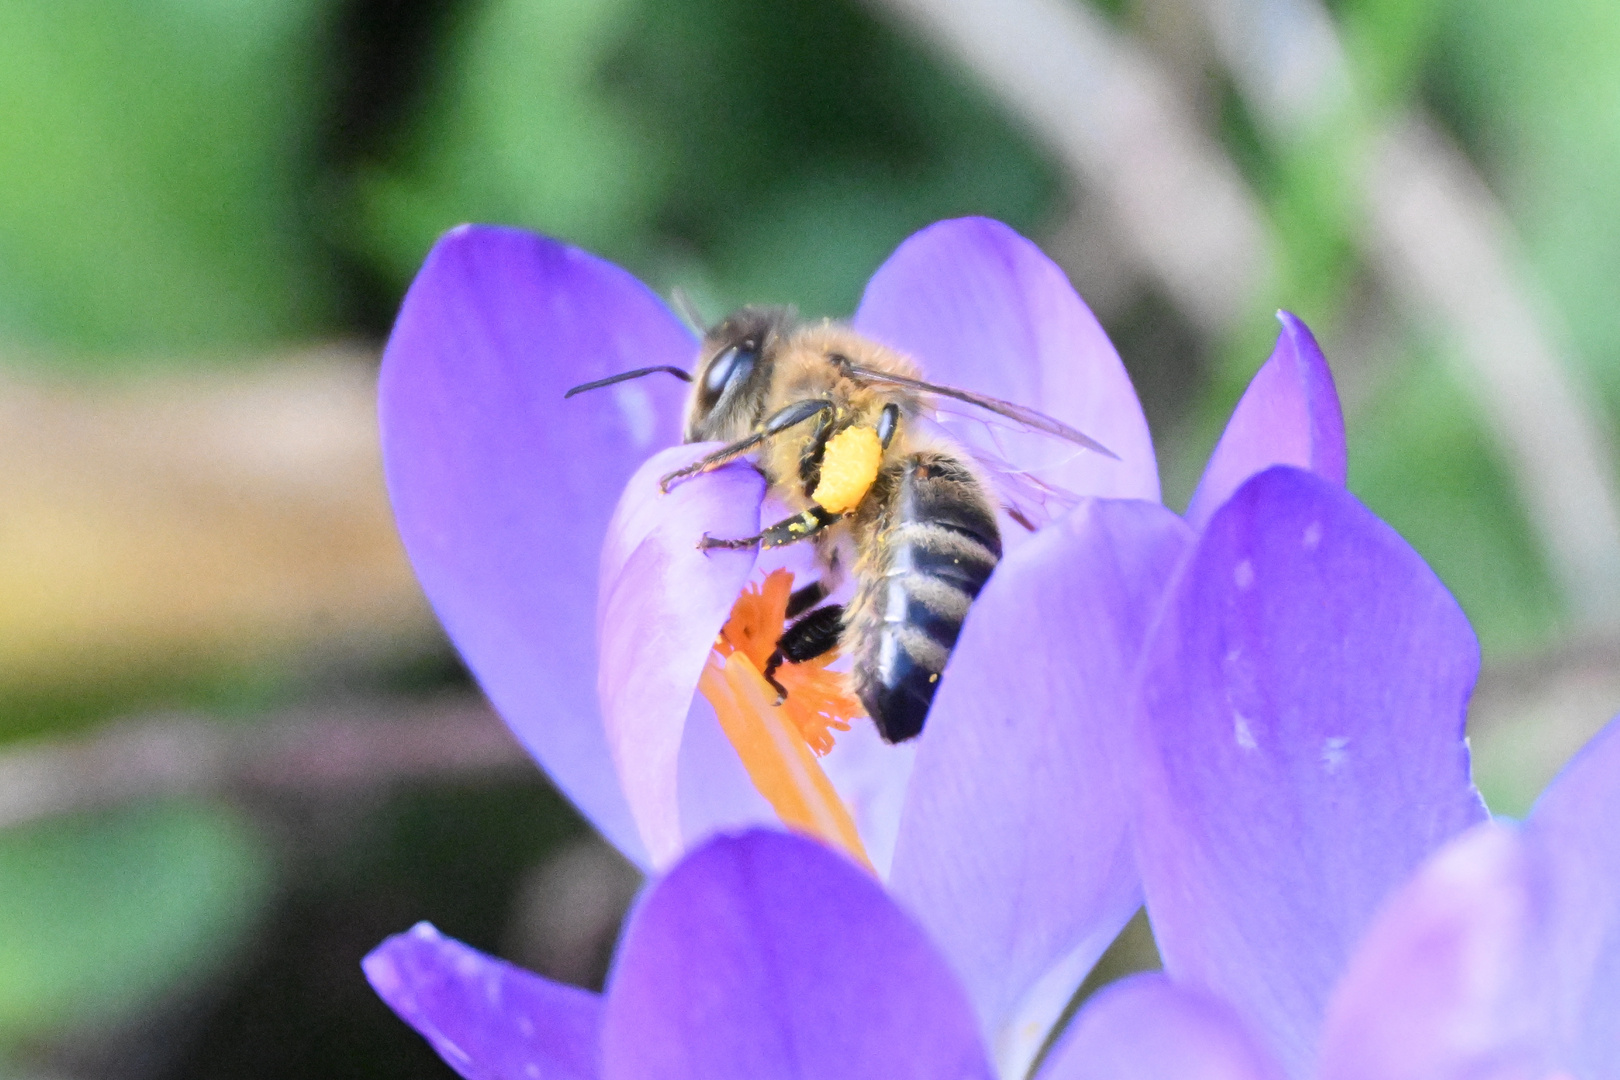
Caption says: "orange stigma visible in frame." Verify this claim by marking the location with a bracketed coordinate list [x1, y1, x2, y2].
[713, 570, 859, 754]
[700, 569, 870, 867]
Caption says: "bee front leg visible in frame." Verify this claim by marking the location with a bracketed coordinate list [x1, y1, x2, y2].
[661, 398, 835, 493]
[699, 506, 839, 552]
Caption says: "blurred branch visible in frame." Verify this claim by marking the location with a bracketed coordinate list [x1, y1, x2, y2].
[1362, 120, 1620, 626]
[1192, 0, 1620, 627]
[0, 348, 436, 693]
[862, 0, 1274, 334]
[0, 695, 531, 831]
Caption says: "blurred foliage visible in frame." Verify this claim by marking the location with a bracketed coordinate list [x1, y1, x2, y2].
[1194, 0, 1607, 653]
[1348, 350, 1562, 650]
[0, 802, 270, 1044]
[3, 0, 1620, 1072]
[349, 0, 1058, 317]
[1430, 0, 1620, 407]
[0, 0, 339, 357]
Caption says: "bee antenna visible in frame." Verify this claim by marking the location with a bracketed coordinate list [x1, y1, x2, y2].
[564, 366, 693, 399]
[669, 287, 708, 333]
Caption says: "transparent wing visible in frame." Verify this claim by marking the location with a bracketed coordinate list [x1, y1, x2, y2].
[840, 362, 1119, 460]
[910, 412, 1084, 534]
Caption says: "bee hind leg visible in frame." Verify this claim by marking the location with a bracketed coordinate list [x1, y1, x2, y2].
[785, 580, 826, 619]
[763, 605, 846, 704]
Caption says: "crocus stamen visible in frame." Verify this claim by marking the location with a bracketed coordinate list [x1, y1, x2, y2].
[711, 570, 859, 755]
[701, 570, 869, 868]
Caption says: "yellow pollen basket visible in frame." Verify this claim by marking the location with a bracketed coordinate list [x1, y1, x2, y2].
[811, 425, 883, 515]
[700, 570, 871, 869]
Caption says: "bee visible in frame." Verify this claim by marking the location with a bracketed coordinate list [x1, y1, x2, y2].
[567, 307, 1112, 743]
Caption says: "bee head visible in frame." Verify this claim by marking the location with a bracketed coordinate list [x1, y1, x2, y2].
[684, 306, 793, 442]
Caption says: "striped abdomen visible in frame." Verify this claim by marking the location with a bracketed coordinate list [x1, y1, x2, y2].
[848, 452, 1002, 742]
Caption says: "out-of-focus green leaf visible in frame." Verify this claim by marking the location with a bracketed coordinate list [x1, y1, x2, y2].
[1348, 350, 1561, 655]
[0, 801, 272, 1043]
[614, 0, 1056, 312]
[0, 0, 337, 357]
[1431, 0, 1620, 405]
[351, 0, 662, 286]
[352, 0, 1058, 314]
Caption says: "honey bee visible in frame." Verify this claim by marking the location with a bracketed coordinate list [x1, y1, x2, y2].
[567, 307, 1112, 743]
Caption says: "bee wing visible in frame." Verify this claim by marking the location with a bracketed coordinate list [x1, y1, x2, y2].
[840, 362, 1119, 460]
[909, 412, 1084, 534]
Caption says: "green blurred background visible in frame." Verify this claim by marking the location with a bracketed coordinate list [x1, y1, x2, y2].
[2, 0, 1618, 1076]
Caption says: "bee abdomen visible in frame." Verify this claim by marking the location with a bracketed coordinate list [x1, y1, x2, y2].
[852, 453, 1001, 742]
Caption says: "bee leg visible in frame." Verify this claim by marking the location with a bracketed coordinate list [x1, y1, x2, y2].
[876, 402, 901, 448]
[661, 398, 834, 492]
[798, 407, 836, 496]
[762, 605, 846, 703]
[798, 403, 894, 498]
[698, 505, 839, 552]
[785, 580, 826, 619]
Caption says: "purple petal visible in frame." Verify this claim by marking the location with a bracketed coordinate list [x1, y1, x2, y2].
[890, 497, 1193, 1075]
[365, 922, 601, 1080]
[1316, 824, 1556, 1080]
[1134, 467, 1488, 1076]
[380, 225, 695, 868]
[1039, 974, 1284, 1080]
[854, 217, 1159, 503]
[597, 446, 764, 867]
[600, 830, 994, 1080]
[1527, 713, 1620, 1077]
[1184, 313, 1346, 532]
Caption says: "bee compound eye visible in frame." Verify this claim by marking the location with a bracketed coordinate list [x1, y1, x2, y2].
[702, 343, 758, 401]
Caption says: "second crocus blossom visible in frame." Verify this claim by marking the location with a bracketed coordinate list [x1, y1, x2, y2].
[1048, 714, 1620, 1080]
[378, 215, 1348, 1072]
[1031, 461, 1620, 1080]
[365, 830, 1001, 1080]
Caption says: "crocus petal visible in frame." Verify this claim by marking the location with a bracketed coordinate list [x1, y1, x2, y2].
[890, 497, 1193, 1077]
[1039, 974, 1284, 1080]
[1317, 823, 1556, 1080]
[597, 446, 764, 867]
[600, 830, 995, 1080]
[1134, 466, 1488, 1077]
[1183, 312, 1346, 532]
[854, 217, 1159, 503]
[1527, 713, 1620, 1077]
[365, 922, 600, 1080]
[381, 225, 695, 869]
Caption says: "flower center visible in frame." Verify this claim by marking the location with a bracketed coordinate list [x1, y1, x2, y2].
[699, 569, 871, 868]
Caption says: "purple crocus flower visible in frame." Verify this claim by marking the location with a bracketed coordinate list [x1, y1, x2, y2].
[366, 829, 1000, 1080]
[1026, 460, 1620, 1080]
[378, 215, 1344, 1070]
[365, 462, 1620, 1080]
[1050, 715, 1620, 1080]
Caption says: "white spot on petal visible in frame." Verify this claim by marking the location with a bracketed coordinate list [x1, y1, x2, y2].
[1322, 735, 1350, 772]
[1233, 714, 1258, 750]
[1303, 521, 1323, 550]
[1233, 560, 1255, 590]
[613, 382, 657, 448]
